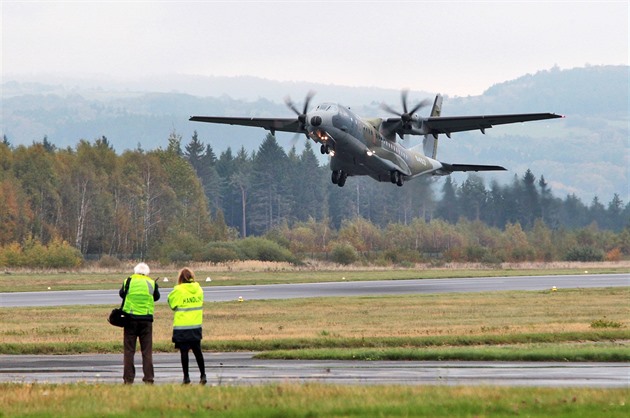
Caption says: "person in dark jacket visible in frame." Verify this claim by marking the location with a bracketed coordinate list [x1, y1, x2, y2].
[168, 267, 206, 384]
[120, 262, 160, 384]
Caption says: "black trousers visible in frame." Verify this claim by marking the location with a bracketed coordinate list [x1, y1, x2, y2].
[178, 341, 205, 378]
[123, 320, 154, 383]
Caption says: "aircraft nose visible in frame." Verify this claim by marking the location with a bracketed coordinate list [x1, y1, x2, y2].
[310, 116, 322, 126]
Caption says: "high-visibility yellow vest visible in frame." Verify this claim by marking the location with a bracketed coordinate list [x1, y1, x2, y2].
[122, 274, 156, 318]
[168, 282, 203, 331]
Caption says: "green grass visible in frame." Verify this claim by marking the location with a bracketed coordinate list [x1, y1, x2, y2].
[0, 383, 628, 417]
[257, 343, 630, 362]
[3, 330, 629, 361]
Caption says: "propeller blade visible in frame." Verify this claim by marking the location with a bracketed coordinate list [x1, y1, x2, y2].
[401, 89, 409, 114]
[408, 98, 431, 116]
[284, 96, 301, 116]
[381, 102, 402, 117]
[290, 132, 302, 148]
[302, 90, 315, 115]
[381, 89, 431, 135]
[285, 91, 316, 132]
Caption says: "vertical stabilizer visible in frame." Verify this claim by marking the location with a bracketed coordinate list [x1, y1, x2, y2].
[423, 94, 443, 158]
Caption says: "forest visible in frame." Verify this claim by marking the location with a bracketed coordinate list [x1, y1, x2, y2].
[0, 132, 628, 268]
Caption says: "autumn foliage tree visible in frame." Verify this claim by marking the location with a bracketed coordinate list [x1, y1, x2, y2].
[0, 132, 627, 266]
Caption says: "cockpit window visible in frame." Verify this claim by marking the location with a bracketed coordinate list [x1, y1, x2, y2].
[316, 103, 338, 112]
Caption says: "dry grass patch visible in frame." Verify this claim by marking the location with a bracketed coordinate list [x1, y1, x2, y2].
[1, 288, 627, 351]
[202, 288, 629, 340]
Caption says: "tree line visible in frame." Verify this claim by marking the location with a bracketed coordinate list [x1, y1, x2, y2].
[0, 132, 628, 266]
[182, 131, 627, 234]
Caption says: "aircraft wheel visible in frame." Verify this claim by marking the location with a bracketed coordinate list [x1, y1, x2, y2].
[331, 170, 340, 184]
[320, 144, 327, 154]
[337, 171, 347, 187]
[396, 173, 404, 187]
[390, 171, 397, 184]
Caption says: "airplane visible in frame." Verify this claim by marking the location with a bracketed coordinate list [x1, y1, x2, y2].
[189, 91, 562, 187]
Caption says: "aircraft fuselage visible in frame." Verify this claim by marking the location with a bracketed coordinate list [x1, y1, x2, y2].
[305, 103, 440, 186]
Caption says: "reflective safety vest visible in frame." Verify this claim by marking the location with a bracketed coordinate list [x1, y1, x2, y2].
[122, 273, 156, 319]
[168, 282, 204, 331]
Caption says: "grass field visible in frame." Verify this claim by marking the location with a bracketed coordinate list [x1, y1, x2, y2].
[1, 265, 628, 416]
[0, 384, 628, 417]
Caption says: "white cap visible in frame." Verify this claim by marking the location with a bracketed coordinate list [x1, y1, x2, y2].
[134, 262, 150, 275]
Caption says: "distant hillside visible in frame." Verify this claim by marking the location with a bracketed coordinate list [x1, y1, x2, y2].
[447, 65, 628, 116]
[1, 65, 628, 203]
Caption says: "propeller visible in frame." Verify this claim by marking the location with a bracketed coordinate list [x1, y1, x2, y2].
[285, 91, 315, 147]
[285, 90, 315, 132]
[381, 89, 431, 135]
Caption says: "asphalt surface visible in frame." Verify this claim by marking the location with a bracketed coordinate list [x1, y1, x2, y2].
[2, 273, 628, 307]
[1, 353, 628, 387]
[1, 273, 628, 387]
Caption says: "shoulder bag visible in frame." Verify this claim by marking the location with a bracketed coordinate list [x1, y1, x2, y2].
[108, 277, 131, 327]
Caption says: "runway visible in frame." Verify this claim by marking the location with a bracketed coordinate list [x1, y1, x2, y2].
[1, 273, 628, 387]
[1, 352, 628, 387]
[2, 273, 628, 307]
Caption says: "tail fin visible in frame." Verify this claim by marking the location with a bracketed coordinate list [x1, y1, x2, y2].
[422, 94, 443, 158]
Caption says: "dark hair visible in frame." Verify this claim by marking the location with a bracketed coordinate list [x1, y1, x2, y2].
[177, 268, 195, 284]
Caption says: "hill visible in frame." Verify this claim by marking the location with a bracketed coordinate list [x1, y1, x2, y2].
[1, 65, 628, 202]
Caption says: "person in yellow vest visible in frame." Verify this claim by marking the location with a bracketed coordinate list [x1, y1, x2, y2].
[119, 262, 160, 384]
[168, 267, 206, 384]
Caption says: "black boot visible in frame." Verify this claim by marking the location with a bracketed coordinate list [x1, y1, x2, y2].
[200, 374, 207, 385]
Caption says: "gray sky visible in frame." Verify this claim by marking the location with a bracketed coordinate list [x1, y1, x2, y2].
[3, 1, 628, 96]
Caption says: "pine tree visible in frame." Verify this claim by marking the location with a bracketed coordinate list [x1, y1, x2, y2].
[486, 180, 507, 228]
[589, 196, 607, 229]
[203, 143, 217, 166]
[249, 134, 290, 235]
[166, 130, 183, 156]
[230, 147, 252, 238]
[607, 194, 625, 230]
[291, 141, 327, 223]
[521, 169, 540, 229]
[458, 174, 486, 221]
[185, 131, 205, 173]
[42, 135, 55, 153]
[436, 176, 458, 224]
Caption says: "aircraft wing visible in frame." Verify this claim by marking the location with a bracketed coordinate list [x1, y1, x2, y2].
[423, 113, 563, 136]
[189, 116, 302, 134]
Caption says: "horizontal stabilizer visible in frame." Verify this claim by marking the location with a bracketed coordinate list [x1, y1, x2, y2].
[440, 163, 507, 173]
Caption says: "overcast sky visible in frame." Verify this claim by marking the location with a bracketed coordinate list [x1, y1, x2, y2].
[3, 1, 628, 96]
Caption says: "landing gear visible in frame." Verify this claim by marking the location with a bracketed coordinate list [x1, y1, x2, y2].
[332, 170, 347, 187]
[320, 144, 333, 155]
[331, 170, 340, 184]
[390, 171, 404, 187]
